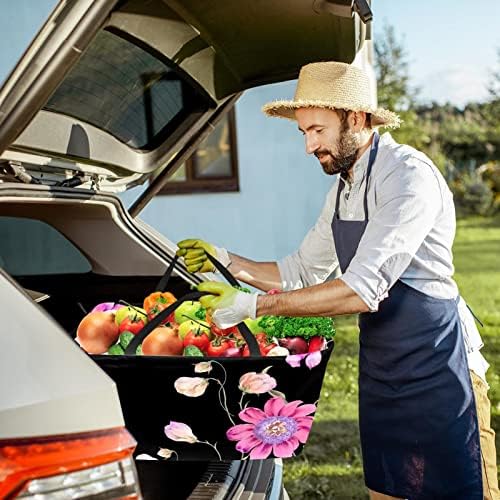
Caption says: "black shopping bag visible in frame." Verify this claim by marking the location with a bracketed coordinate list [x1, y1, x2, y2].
[92, 255, 334, 461]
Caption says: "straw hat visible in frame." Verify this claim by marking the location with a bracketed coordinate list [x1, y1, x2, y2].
[262, 61, 400, 129]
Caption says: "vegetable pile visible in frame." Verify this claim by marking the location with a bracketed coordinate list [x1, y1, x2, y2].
[75, 288, 335, 358]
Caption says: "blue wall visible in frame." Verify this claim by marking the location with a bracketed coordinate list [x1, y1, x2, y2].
[124, 82, 336, 262]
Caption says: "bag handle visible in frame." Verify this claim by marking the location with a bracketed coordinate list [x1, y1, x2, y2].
[155, 253, 179, 292]
[206, 252, 240, 286]
[153, 251, 238, 291]
[198, 252, 262, 356]
[125, 251, 261, 356]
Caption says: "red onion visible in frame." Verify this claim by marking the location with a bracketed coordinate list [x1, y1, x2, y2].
[278, 337, 309, 354]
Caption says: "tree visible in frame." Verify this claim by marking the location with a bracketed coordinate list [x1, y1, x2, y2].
[374, 23, 414, 111]
[374, 24, 435, 166]
[483, 48, 500, 144]
[487, 48, 500, 100]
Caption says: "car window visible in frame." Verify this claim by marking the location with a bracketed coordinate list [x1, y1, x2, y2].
[0, 217, 91, 275]
[43, 29, 210, 150]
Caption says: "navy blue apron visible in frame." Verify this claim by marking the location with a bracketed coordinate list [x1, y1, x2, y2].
[331, 133, 482, 499]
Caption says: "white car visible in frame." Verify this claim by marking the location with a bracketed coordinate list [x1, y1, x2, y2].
[0, 0, 369, 497]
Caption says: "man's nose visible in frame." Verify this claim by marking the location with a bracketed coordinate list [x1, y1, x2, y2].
[305, 134, 319, 155]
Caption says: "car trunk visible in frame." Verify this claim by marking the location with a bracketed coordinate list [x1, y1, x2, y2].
[0, 185, 284, 498]
[0, 186, 190, 323]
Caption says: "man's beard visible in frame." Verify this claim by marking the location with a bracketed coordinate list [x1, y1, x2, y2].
[315, 124, 360, 176]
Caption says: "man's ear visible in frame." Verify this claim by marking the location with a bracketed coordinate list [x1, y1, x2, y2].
[349, 111, 367, 132]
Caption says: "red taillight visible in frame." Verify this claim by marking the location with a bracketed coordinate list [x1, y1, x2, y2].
[0, 427, 138, 498]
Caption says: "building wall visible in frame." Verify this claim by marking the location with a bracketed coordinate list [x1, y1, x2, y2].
[122, 81, 336, 262]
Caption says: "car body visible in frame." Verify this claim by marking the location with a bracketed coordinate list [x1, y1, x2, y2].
[0, 0, 370, 497]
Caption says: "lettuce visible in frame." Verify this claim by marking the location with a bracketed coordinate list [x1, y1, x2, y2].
[257, 315, 335, 340]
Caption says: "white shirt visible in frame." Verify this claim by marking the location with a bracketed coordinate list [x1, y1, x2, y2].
[278, 132, 488, 380]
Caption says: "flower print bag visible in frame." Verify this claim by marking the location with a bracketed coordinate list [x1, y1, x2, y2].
[92, 255, 335, 461]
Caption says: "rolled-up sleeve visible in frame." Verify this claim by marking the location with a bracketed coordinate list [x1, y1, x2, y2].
[278, 184, 340, 290]
[340, 159, 443, 311]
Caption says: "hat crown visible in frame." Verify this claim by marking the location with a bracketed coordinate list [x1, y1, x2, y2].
[294, 62, 372, 110]
[261, 61, 400, 129]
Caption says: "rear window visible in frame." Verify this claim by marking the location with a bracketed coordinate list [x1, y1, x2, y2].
[43, 29, 211, 149]
[0, 217, 91, 275]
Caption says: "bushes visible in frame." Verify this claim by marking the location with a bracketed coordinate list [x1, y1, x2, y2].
[449, 162, 500, 217]
[451, 171, 495, 217]
[478, 162, 500, 212]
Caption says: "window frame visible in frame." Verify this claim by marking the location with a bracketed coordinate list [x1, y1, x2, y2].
[158, 108, 239, 194]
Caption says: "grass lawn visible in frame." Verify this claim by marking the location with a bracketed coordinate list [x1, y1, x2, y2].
[283, 215, 500, 499]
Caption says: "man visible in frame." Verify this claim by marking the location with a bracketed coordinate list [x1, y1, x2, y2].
[176, 62, 498, 499]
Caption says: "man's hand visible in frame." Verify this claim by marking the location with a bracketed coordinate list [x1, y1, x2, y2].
[177, 238, 216, 273]
[176, 239, 231, 273]
[197, 281, 257, 329]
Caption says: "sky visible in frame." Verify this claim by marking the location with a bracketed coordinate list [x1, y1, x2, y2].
[0, 0, 499, 108]
[373, 0, 500, 107]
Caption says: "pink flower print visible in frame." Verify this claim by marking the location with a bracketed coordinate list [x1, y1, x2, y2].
[285, 351, 322, 369]
[239, 371, 277, 394]
[174, 377, 209, 397]
[164, 421, 198, 443]
[305, 350, 322, 369]
[164, 421, 222, 459]
[157, 448, 178, 460]
[194, 361, 213, 374]
[226, 397, 316, 459]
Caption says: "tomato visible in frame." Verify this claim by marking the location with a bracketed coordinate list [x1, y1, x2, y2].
[254, 332, 269, 343]
[118, 316, 146, 335]
[76, 311, 120, 354]
[142, 326, 183, 356]
[210, 322, 238, 337]
[143, 291, 176, 313]
[262, 343, 277, 355]
[206, 338, 235, 357]
[231, 328, 243, 341]
[242, 333, 277, 356]
[308, 336, 325, 352]
[183, 330, 211, 352]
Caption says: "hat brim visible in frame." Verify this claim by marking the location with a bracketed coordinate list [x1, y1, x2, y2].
[262, 99, 401, 129]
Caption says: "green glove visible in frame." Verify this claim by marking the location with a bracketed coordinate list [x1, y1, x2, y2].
[197, 281, 238, 309]
[176, 239, 231, 274]
[176, 239, 217, 273]
[197, 281, 258, 329]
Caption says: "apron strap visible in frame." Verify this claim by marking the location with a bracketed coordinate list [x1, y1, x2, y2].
[466, 303, 484, 328]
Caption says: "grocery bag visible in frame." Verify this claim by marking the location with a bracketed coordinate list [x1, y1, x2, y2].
[92, 255, 334, 461]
